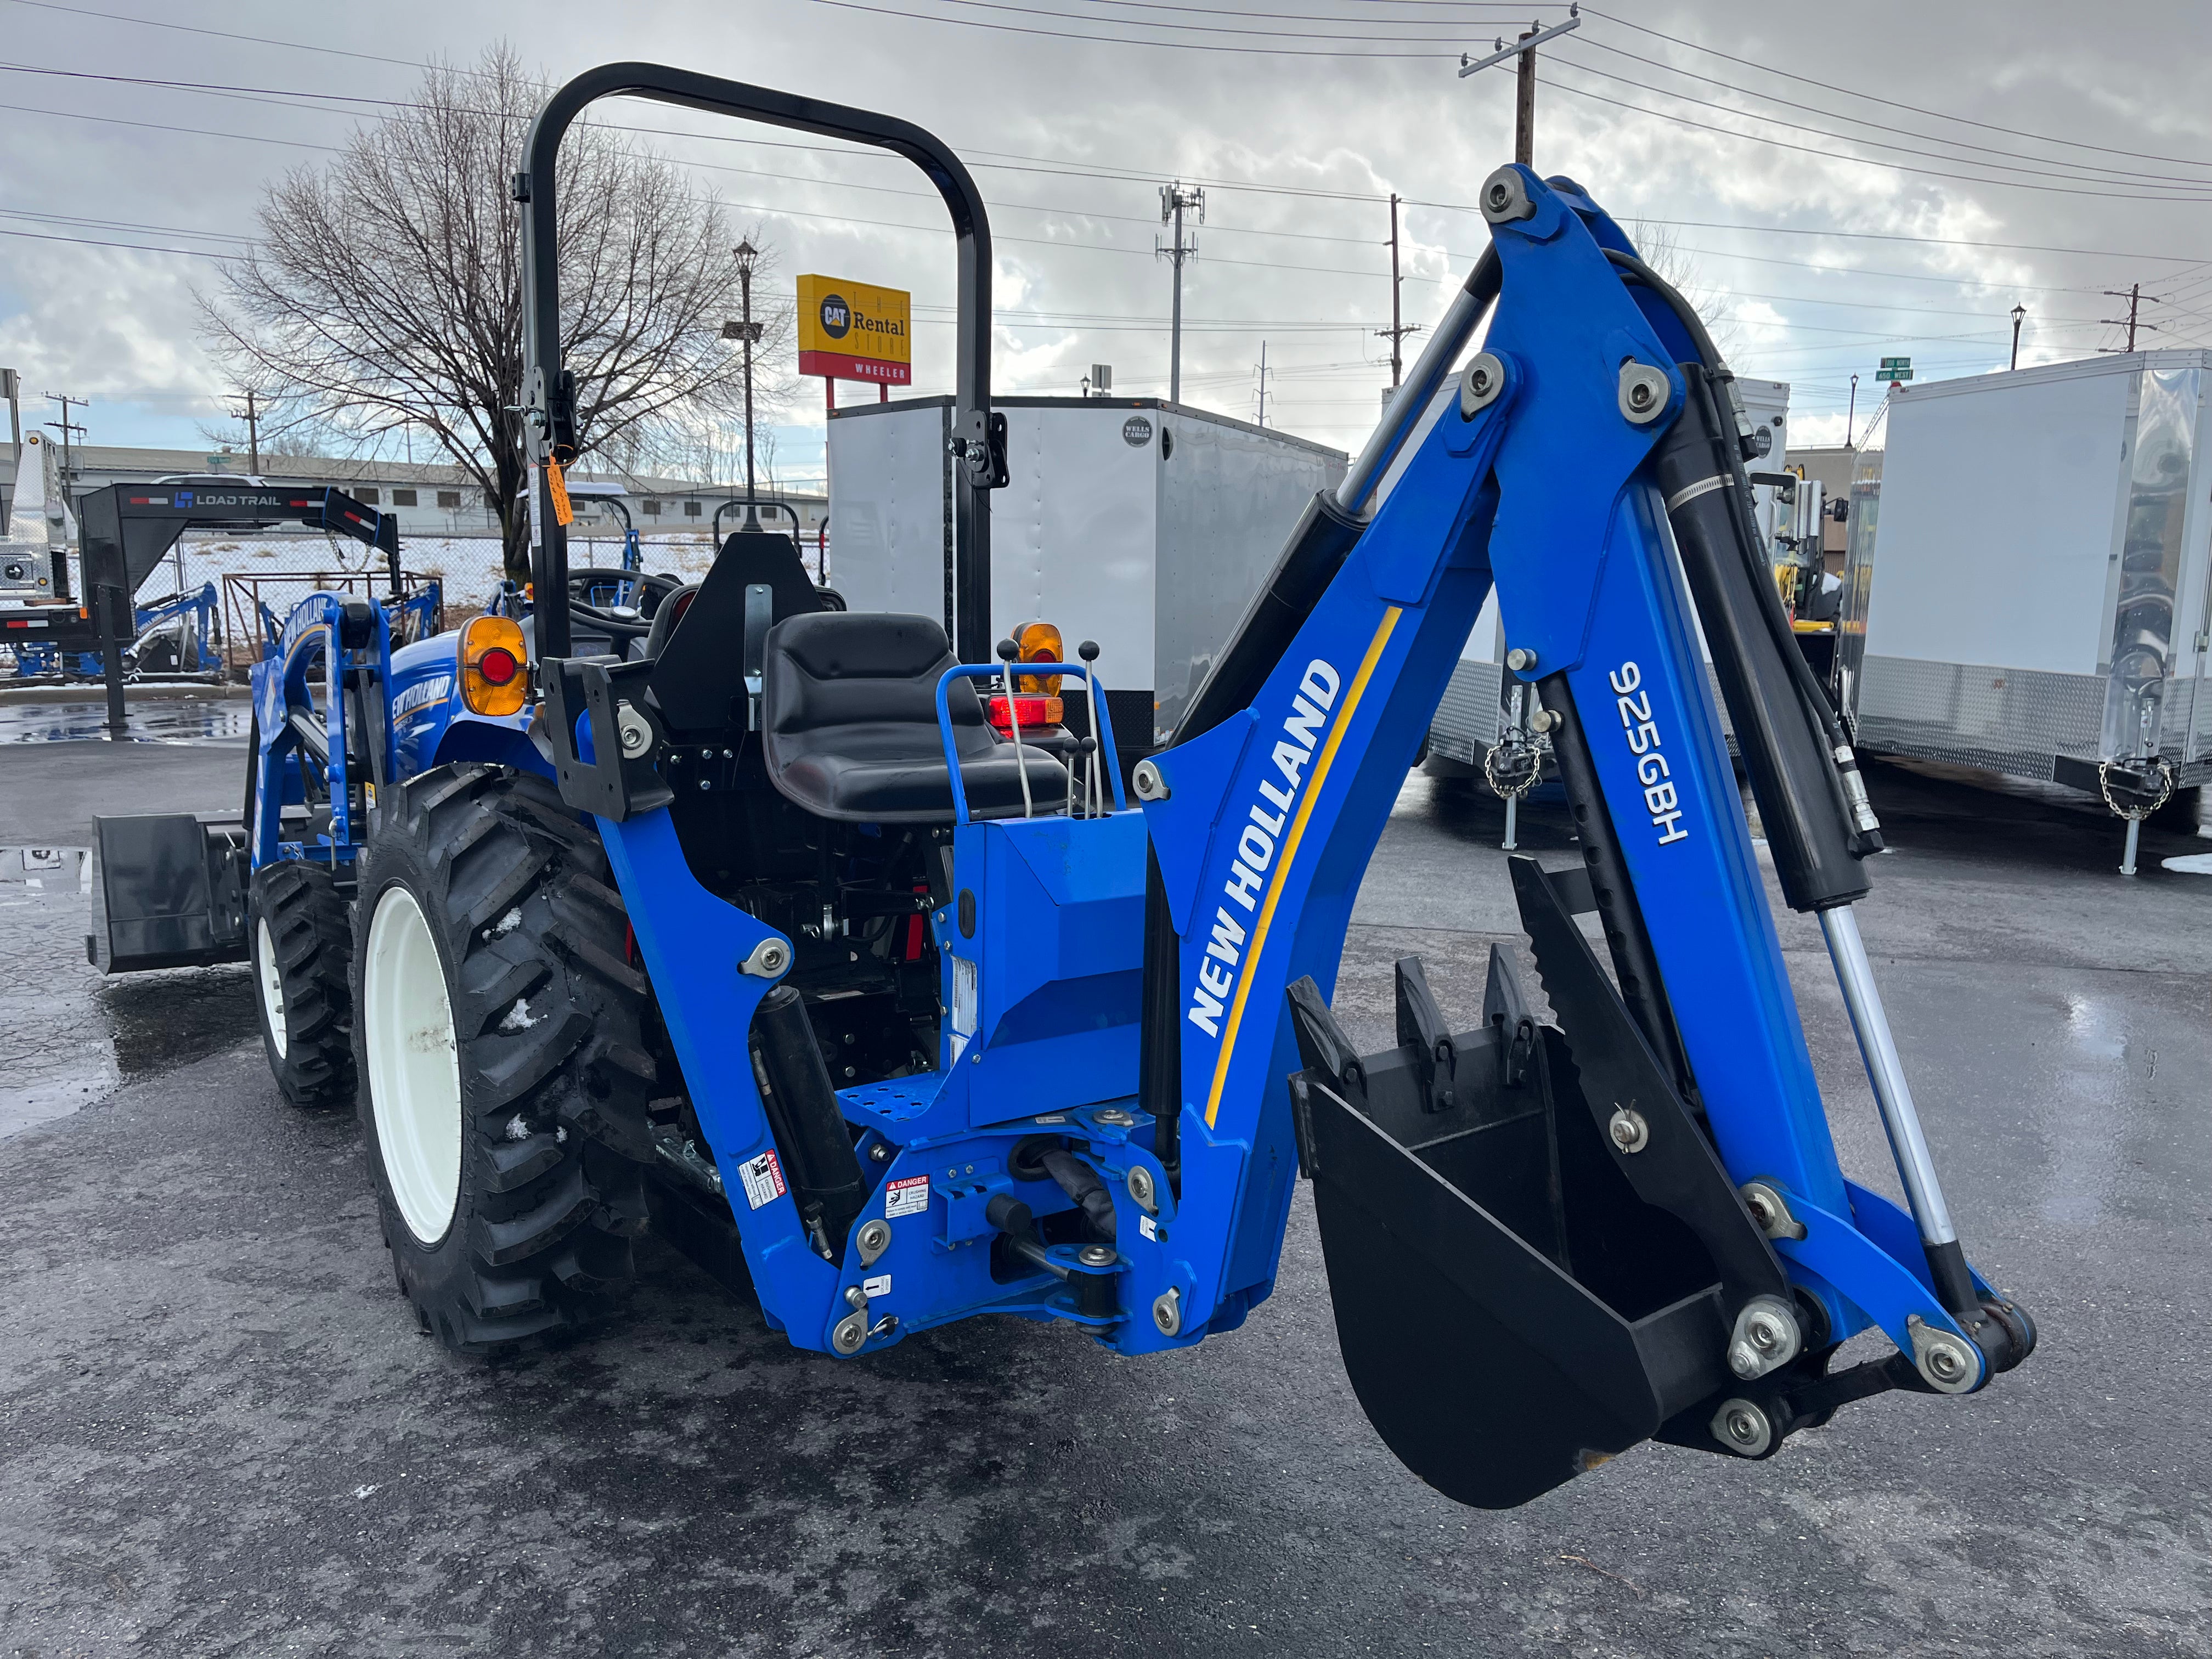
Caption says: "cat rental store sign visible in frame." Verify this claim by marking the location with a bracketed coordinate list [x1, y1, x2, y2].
[797, 274, 911, 387]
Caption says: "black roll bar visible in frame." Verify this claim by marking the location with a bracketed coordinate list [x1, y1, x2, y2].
[517, 64, 998, 662]
[712, 496, 802, 540]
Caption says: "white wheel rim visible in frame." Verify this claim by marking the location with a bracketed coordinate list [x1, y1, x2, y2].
[364, 885, 462, 1244]
[255, 917, 289, 1059]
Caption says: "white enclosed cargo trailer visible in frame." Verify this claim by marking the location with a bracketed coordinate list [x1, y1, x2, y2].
[1418, 376, 1792, 770]
[827, 396, 1345, 763]
[1837, 353, 2212, 803]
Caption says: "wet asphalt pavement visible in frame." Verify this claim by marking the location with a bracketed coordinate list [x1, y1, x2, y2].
[0, 696, 257, 1141]
[1, 704, 2208, 1657]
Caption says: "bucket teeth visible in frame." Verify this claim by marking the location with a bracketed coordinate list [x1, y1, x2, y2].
[1482, 946, 1538, 1091]
[1285, 975, 1365, 1101]
[1393, 957, 1457, 1113]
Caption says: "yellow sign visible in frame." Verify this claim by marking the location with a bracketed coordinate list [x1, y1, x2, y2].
[796, 274, 912, 386]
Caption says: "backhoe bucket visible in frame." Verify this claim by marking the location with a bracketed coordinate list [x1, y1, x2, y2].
[1287, 861, 1793, 1508]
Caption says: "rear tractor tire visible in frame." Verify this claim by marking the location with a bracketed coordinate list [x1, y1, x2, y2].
[248, 860, 357, 1107]
[352, 764, 662, 1355]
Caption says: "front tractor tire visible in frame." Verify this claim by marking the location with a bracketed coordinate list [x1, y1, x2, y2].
[248, 860, 357, 1108]
[352, 764, 660, 1354]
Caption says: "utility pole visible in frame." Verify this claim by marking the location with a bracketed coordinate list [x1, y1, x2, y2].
[1376, 193, 1423, 392]
[1, 369, 16, 536]
[2099, 283, 2160, 353]
[1514, 27, 1537, 164]
[244, 390, 259, 472]
[1458, 7, 1580, 169]
[1158, 182, 1203, 404]
[1254, 341, 1271, 428]
[43, 392, 86, 489]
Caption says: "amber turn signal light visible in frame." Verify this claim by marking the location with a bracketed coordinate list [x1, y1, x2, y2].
[1015, 619, 1065, 695]
[460, 615, 529, 716]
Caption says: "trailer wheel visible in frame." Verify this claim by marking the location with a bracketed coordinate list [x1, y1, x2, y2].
[352, 764, 657, 1355]
[247, 860, 357, 1107]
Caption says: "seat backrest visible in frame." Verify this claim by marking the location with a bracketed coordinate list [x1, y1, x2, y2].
[647, 529, 822, 734]
[763, 612, 992, 758]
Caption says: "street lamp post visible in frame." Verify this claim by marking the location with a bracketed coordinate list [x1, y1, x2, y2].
[2010, 304, 2027, 370]
[1846, 373, 1859, 447]
[729, 240, 763, 529]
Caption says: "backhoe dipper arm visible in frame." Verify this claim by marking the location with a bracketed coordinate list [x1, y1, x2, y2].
[1136, 168, 2030, 1498]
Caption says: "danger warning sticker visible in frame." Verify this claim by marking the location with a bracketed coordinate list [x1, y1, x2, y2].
[883, 1174, 930, 1218]
[738, 1149, 786, 1211]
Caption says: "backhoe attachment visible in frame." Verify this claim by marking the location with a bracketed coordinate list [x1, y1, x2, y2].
[1289, 861, 2027, 1508]
[1122, 162, 2040, 1506]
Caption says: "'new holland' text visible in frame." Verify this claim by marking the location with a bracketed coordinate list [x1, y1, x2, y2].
[1187, 658, 1342, 1038]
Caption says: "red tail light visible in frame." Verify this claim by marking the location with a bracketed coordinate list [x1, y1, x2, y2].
[986, 693, 1063, 733]
[477, 646, 520, 686]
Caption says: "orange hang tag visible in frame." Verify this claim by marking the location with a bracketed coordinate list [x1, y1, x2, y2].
[545, 456, 575, 527]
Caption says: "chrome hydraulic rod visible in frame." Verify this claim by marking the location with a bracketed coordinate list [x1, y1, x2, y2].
[1336, 250, 1499, 514]
[1818, 905, 1957, 1248]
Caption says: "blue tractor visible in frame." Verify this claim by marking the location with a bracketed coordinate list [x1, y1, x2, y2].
[92, 66, 2035, 1509]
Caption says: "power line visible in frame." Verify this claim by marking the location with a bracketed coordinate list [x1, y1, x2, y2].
[798, 0, 2212, 201]
[8, 40, 2208, 268]
[1553, 33, 2212, 189]
[2098, 284, 2161, 353]
[0, 221, 238, 258]
[0, 204, 256, 242]
[807, 0, 1465, 57]
[1420, 207, 2212, 268]
[1632, 242, 2117, 295]
[0, 95, 337, 150]
[1528, 65, 2212, 204]
[1576, 5, 2212, 174]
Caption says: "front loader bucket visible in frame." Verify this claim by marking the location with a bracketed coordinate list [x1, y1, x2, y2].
[1288, 864, 1795, 1508]
[87, 814, 249, 973]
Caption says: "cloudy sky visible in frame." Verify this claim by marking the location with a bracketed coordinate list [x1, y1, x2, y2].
[2, 0, 2208, 488]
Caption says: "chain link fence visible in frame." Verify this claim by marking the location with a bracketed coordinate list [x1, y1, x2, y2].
[9, 526, 753, 684]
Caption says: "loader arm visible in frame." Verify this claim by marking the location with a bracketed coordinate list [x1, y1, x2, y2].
[1136, 167, 2032, 1503]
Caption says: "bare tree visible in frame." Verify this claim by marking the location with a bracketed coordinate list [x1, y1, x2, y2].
[1627, 221, 1744, 364]
[202, 45, 789, 578]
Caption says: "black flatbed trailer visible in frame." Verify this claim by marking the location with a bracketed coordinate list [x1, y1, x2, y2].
[33, 483, 399, 729]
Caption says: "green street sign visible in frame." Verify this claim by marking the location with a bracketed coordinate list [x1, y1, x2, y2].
[1875, 365, 1914, 382]
[1880, 356, 1910, 369]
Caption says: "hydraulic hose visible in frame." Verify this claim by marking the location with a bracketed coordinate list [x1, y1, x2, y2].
[1611, 242, 2002, 1341]
[1605, 251, 1853, 751]
[1606, 250, 1886, 897]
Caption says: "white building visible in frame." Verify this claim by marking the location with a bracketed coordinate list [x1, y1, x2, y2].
[0, 432, 825, 545]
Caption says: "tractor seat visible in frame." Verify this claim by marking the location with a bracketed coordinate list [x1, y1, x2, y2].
[761, 612, 1069, 824]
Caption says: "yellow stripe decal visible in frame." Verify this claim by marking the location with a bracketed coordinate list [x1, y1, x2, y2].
[1204, 605, 1402, 1128]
